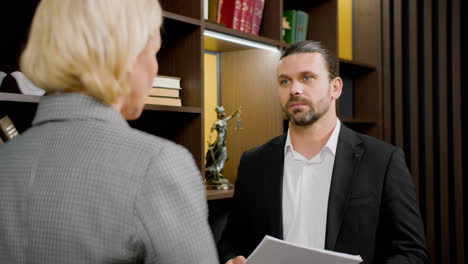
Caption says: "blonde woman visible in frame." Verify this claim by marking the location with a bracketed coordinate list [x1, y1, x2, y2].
[0, 0, 218, 263]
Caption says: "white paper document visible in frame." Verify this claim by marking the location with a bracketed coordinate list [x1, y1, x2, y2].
[245, 236, 362, 264]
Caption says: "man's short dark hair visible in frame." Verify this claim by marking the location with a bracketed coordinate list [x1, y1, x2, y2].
[280, 40, 338, 80]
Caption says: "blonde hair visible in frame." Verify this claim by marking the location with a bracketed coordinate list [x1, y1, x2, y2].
[20, 0, 163, 105]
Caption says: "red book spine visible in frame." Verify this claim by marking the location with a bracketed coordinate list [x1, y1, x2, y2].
[219, 0, 237, 28]
[232, 0, 243, 30]
[239, 0, 253, 33]
[251, 0, 265, 35]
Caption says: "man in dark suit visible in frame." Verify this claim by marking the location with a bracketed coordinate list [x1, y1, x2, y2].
[218, 40, 428, 264]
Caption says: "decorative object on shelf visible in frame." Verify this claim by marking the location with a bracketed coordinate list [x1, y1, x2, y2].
[205, 105, 241, 190]
[0, 71, 46, 96]
[0, 71, 6, 86]
[0, 115, 19, 142]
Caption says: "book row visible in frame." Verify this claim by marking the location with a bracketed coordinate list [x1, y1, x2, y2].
[283, 9, 309, 44]
[208, 0, 265, 35]
[0, 72, 183, 108]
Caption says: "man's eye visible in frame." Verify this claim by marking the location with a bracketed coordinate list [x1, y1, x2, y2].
[304, 75, 312, 81]
[280, 79, 290, 85]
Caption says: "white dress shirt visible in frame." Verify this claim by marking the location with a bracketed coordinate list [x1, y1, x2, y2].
[282, 119, 341, 249]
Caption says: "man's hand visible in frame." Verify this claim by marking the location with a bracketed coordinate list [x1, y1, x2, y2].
[226, 256, 246, 264]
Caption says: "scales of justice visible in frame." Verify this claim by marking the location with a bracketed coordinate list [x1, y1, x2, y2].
[205, 105, 243, 190]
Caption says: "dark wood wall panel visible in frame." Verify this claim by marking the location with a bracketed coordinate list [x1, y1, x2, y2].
[392, 0, 404, 149]
[408, 0, 420, 195]
[436, 0, 450, 262]
[450, 0, 465, 263]
[422, 0, 436, 261]
[382, 0, 465, 262]
[382, 0, 392, 143]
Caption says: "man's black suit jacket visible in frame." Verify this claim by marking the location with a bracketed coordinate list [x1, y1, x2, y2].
[218, 124, 428, 264]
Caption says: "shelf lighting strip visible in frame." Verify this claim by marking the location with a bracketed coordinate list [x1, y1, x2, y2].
[203, 30, 280, 52]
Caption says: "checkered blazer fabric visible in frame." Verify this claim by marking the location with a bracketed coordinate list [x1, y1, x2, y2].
[0, 93, 219, 264]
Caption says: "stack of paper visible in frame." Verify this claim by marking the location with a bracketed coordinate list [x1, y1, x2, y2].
[245, 236, 362, 264]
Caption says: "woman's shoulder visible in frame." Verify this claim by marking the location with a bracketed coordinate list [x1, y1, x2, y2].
[113, 125, 179, 155]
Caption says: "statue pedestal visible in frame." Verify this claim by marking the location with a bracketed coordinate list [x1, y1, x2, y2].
[205, 176, 233, 190]
[206, 182, 233, 190]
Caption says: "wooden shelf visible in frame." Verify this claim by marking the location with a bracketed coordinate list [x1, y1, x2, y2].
[204, 21, 282, 48]
[339, 59, 376, 77]
[206, 189, 234, 200]
[143, 104, 201, 113]
[0, 92, 41, 103]
[162, 11, 201, 26]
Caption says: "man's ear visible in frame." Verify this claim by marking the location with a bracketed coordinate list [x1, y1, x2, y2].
[330, 77, 343, 100]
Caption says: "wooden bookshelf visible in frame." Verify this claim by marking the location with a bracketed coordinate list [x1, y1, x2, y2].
[0, 92, 40, 103]
[143, 104, 201, 113]
[0, 0, 383, 200]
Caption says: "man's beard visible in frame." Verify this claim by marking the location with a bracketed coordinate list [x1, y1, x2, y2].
[282, 94, 331, 126]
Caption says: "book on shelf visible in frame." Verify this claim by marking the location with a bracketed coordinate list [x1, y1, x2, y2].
[145, 96, 182, 107]
[283, 10, 309, 44]
[251, 0, 265, 35]
[239, 0, 254, 33]
[217, 0, 236, 27]
[283, 10, 297, 44]
[0, 115, 19, 142]
[208, 0, 219, 21]
[212, 0, 263, 34]
[152, 75, 181, 89]
[217, 0, 243, 30]
[148, 87, 180, 98]
[232, 0, 243, 30]
[295, 10, 309, 42]
[204, 0, 209, 19]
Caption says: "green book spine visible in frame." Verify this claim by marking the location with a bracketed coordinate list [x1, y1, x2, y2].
[283, 10, 297, 44]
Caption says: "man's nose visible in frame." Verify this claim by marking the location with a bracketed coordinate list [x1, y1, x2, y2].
[289, 81, 303, 96]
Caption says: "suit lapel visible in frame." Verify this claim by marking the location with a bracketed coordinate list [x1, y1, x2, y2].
[262, 134, 287, 239]
[325, 125, 363, 250]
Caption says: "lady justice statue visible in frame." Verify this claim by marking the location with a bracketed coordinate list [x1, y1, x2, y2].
[205, 106, 241, 189]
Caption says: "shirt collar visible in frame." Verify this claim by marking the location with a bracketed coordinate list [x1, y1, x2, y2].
[284, 118, 341, 158]
[32, 92, 129, 127]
